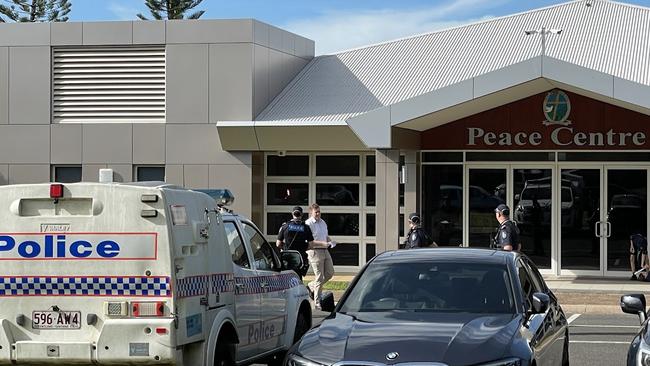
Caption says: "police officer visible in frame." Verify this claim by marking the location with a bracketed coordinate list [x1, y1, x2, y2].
[276, 206, 331, 277]
[630, 233, 648, 280]
[404, 212, 436, 249]
[493, 204, 521, 251]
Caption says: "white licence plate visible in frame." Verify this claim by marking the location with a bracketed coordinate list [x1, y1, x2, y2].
[32, 311, 81, 329]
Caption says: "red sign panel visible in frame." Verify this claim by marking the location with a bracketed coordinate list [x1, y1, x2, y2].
[421, 90, 650, 150]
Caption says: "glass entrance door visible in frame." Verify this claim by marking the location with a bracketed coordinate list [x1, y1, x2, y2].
[467, 168, 507, 248]
[605, 169, 647, 275]
[559, 167, 648, 276]
[559, 168, 602, 274]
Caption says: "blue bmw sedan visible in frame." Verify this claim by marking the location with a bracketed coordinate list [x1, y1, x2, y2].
[285, 248, 569, 366]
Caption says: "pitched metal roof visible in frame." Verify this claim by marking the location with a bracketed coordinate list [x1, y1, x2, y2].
[256, 0, 650, 122]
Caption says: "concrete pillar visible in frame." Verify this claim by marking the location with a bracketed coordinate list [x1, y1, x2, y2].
[376, 149, 400, 252]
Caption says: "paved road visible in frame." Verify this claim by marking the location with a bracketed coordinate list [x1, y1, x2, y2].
[568, 313, 639, 366]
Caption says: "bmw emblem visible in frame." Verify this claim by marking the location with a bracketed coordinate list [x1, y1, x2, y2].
[386, 352, 399, 361]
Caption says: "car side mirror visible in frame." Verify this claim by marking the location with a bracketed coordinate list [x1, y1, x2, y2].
[280, 250, 304, 272]
[532, 292, 550, 314]
[320, 291, 335, 313]
[621, 294, 647, 324]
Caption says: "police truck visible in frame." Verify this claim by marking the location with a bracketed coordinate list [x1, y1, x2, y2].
[0, 180, 312, 365]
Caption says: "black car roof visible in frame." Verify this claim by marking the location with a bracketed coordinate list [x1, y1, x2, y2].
[373, 248, 517, 265]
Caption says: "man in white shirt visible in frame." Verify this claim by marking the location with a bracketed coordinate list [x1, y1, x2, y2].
[305, 203, 335, 309]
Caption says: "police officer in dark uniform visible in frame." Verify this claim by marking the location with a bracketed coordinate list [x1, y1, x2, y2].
[404, 212, 436, 249]
[630, 233, 648, 280]
[276, 206, 331, 277]
[493, 204, 521, 252]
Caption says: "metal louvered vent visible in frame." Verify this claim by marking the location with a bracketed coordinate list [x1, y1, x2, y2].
[53, 46, 166, 123]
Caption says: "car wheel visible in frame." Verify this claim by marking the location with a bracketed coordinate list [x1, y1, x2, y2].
[214, 340, 235, 366]
[562, 331, 570, 366]
[293, 311, 309, 343]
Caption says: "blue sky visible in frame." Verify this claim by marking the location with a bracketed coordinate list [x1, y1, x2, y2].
[69, 0, 650, 54]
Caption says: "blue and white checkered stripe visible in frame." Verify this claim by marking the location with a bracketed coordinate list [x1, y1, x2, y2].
[177, 273, 235, 298]
[0, 276, 170, 297]
[234, 273, 302, 295]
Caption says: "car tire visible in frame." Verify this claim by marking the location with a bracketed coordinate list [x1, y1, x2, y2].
[293, 311, 309, 343]
[562, 331, 570, 366]
[214, 339, 235, 366]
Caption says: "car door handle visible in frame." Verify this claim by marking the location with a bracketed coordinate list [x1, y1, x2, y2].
[235, 283, 245, 289]
[260, 281, 269, 288]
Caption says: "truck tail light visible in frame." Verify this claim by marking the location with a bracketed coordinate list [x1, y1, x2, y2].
[50, 184, 64, 199]
[132, 301, 165, 317]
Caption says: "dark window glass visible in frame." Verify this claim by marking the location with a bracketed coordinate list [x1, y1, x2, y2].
[242, 222, 279, 271]
[316, 156, 359, 176]
[399, 214, 404, 237]
[399, 183, 405, 207]
[321, 213, 359, 236]
[466, 152, 554, 161]
[468, 169, 506, 248]
[267, 155, 309, 176]
[330, 243, 359, 266]
[559, 152, 650, 162]
[266, 212, 308, 235]
[366, 184, 376, 206]
[366, 244, 376, 263]
[338, 262, 515, 313]
[422, 152, 463, 162]
[54, 166, 82, 183]
[366, 214, 375, 236]
[514, 169, 552, 269]
[137, 166, 165, 182]
[316, 184, 359, 206]
[223, 222, 250, 269]
[422, 165, 463, 246]
[267, 183, 309, 205]
[366, 155, 375, 176]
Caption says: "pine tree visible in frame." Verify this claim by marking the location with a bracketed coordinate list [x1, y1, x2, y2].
[0, 0, 71, 22]
[137, 0, 205, 20]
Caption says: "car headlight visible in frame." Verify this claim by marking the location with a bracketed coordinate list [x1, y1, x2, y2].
[286, 354, 326, 366]
[479, 358, 522, 366]
[638, 335, 650, 366]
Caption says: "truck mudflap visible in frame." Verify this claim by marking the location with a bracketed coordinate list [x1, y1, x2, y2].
[0, 318, 177, 365]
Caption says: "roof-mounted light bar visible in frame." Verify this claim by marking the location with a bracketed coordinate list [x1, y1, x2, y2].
[195, 189, 235, 206]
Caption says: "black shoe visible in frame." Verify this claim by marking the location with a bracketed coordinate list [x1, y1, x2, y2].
[630, 274, 638, 281]
[307, 286, 314, 299]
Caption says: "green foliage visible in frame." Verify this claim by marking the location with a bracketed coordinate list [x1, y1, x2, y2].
[303, 280, 349, 291]
[0, 0, 71, 22]
[137, 0, 205, 20]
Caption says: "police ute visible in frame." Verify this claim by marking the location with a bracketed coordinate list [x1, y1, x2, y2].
[0, 181, 312, 365]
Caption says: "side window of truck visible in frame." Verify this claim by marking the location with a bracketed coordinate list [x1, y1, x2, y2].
[242, 222, 279, 271]
[224, 221, 251, 269]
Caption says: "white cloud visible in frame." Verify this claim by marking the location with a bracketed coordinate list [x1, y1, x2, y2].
[283, 0, 509, 55]
[107, 1, 141, 21]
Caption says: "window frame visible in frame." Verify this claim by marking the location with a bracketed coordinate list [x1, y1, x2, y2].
[134, 165, 165, 182]
[51, 165, 82, 183]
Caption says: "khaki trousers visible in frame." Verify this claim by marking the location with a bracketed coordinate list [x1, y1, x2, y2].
[307, 249, 334, 305]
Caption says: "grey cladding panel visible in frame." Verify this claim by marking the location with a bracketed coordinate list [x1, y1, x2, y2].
[133, 124, 165, 164]
[167, 125, 247, 165]
[9, 165, 49, 184]
[253, 45, 269, 118]
[209, 44, 253, 122]
[51, 22, 82, 45]
[51, 124, 82, 164]
[0, 48, 6, 125]
[0, 23, 49, 46]
[0, 125, 50, 163]
[82, 124, 133, 164]
[167, 44, 208, 123]
[0, 165, 7, 185]
[133, 21, 165, 44]
[166, 19, 253, 44]
[9, 47, 50, 124]
[83, 21, 133, 45]
[253, 20, 269, 47]
[183, 165, 209, 189]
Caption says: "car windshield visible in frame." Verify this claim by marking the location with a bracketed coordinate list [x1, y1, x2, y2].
[339, 261, 515, 314]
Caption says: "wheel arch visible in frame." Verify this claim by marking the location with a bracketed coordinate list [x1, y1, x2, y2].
[206, 309, 239, 366]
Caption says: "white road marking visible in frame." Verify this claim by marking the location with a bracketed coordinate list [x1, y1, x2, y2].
[570, 341, 630, 344]
[571, 324, 639, 329]
[567, 313, 581, 324]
